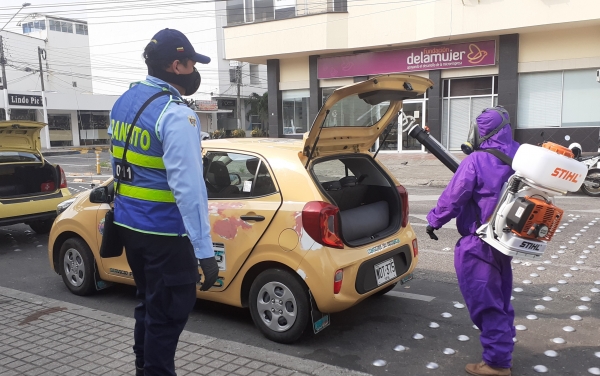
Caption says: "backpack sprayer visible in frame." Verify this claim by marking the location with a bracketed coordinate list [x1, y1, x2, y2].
[408, 125, 587, 259]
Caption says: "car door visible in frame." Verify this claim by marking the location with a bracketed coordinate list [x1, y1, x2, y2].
[94, 182, 134, 281]
[202, 150, 282, 291]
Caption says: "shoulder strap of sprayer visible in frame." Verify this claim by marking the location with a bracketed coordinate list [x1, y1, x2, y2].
[473, 149, 514, 231]
[477, 149, 514, 167]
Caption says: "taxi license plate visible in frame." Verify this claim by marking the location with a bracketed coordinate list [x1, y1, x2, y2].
[374, 258, 397, 286]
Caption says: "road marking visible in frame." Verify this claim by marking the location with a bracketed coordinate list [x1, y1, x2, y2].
[387, 291, 436, 302]
[409, 195, 441, 202]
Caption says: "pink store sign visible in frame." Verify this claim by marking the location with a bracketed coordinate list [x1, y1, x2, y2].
[317, 40, 496, 79]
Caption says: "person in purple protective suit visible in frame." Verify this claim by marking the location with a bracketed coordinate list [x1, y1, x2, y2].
[426, 107, 520, 376]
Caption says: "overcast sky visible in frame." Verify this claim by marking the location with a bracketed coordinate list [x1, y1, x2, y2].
[2, 0, 222, 98]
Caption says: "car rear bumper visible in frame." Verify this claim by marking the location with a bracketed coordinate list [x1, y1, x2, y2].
[298, 229, 418, 313]
[0, 188, 71, 226]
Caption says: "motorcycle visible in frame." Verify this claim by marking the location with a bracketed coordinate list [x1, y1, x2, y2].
[569, 143, 600, 197]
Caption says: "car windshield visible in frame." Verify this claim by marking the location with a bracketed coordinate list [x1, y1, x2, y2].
[321, 93, 391, 128]
[0, 151, 41, 163]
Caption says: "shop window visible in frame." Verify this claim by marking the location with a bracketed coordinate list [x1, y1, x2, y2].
[78, 111, 110, 145]
[448, 76, 494, 97]
[10, 109, 36, 121]
[49, 114, 73, 147]
[518, 72, 562, 129]
[282, 89, 309, 134]
[562, 69, 600, 127]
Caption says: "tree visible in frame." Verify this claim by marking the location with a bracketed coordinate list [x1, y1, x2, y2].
[246, 92, 268, 128]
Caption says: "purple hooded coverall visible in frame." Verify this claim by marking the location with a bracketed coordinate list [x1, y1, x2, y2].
[426, 109, 520, 369]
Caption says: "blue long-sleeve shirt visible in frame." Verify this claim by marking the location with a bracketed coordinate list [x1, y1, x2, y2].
[110, 76, 213, 259]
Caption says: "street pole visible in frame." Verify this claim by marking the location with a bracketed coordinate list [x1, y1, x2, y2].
[38, 46, 50, 148]
[0, 35, 10, 120]
[236, 64, 241, 130]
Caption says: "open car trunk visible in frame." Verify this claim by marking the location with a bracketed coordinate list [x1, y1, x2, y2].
[312, 155, 401, 247]
[0, 163, 61, 198]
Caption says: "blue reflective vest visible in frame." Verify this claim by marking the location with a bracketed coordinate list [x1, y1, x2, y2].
[109, 81, 187, 236]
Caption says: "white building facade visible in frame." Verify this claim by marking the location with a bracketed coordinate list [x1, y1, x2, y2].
[221, 0, 600, 152]
[1, 14, 118, 149]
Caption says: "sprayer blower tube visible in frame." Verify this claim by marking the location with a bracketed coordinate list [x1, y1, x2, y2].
[408, 124, 460, 173]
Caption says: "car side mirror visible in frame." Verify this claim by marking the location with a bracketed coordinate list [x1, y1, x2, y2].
[89, 186, 110, 203]
[229, 173, 241, 186]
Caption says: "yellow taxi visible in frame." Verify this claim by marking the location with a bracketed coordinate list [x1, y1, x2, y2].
[48, 74, 431, 343]
[0, 120, 72, 233]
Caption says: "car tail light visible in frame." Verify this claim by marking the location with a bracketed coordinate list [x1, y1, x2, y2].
[59, 166, 68, 188]
[302, 201, 344, 249]
[412, 238, 419, 257]
[334, 269, 343, 294]
[397, 185, 409, 227]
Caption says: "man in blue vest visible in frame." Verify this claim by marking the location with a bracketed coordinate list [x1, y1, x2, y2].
[108, 28, 219, 376]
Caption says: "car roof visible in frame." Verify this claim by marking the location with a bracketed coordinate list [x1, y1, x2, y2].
[202, 138, 303, 155]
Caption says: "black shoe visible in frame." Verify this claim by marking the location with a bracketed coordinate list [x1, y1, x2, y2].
[135, 360, 144, 376]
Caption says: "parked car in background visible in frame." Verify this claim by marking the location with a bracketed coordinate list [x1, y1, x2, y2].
[0, 121, 72, 233]
[48, 74, 431, 343]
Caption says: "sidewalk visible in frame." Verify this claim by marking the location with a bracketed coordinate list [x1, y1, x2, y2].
[0, 286, 370, 376]
[42, 145, 109, 157]
[377, 152, 464, 187]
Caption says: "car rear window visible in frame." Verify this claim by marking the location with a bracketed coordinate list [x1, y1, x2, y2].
[321, 94, 390, 128]
[0, 152, 41, 163]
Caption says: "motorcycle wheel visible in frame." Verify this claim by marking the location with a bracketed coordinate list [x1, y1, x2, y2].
[581, 168, 600, 197]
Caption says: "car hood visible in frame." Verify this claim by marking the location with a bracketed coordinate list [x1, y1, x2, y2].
[0, 120, 44, 153]
[302, 74, 432, 160]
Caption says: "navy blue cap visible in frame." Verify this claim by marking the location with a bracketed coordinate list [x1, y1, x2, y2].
[147, 28, 210, 64]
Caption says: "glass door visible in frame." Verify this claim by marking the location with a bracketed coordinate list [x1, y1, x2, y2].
[400, 101, 425, 152]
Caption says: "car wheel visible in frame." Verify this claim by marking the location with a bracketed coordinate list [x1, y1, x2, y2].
[372, 282, 397, 297]
[59, 238, 97, 296]
[249, 269, 310, 344]
[28, 219, 54, 234]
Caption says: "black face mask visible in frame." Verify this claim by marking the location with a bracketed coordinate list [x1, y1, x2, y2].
[150, 67, 201, 96]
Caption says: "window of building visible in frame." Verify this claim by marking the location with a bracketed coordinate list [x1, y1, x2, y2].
[226, 0, 245, 25]
[441, 76, 498, 150]
[49, 19, 73, 33]
[204, 151, 277, 199]
[75, 24, 88, 35]
[22, 20, 46, 34]
[10, 109, 37, 121]
[282, 89, 309, 135]
[229, 68, 237, 83]
[518, 69, 600, 129]
[48, 114, 73, 147]
[78, 111, 110, 145]
[254, 0, 275, 22]
[249, 64, 259, 85]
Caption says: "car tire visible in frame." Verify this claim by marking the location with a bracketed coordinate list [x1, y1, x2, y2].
[28, 219, 54, 234]
[59, 238, 97, 296]
[372, 282, 397, 297]
[249, 269, 310, 344]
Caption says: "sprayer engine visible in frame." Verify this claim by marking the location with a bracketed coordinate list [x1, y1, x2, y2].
[477, 143, 587, 259]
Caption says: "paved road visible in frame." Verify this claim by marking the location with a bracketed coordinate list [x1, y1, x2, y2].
[1, 182, 599, 375]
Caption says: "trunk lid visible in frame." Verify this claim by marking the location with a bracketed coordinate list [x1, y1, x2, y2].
[0, 120, 44, 153]
[302, 74, 432, 162]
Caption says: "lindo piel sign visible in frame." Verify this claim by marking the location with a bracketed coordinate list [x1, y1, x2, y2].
[317, 40, 496, 79]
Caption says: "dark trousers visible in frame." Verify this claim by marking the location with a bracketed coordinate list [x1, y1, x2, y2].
[119, 227, 199, 376]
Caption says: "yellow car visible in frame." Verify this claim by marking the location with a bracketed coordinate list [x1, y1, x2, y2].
[0, 120, 72, 234]
[48, 74, 431, 343]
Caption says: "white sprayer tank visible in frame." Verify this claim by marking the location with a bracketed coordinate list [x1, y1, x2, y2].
[512, 143, 587, 192]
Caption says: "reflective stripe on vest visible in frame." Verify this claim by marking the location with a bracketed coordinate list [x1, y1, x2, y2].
[115, 182, 176, 203]
[111, 145, 165, 170]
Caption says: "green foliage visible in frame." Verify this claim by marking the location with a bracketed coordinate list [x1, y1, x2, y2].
[247, 92, 269, 125]
[251, 127, 267, 137]
[211, 129, 226, 139]
[231, 128, 247, 138]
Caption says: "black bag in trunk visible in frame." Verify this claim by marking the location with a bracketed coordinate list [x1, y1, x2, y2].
[99, 90, 171, 258]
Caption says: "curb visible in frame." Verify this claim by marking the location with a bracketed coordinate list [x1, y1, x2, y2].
[42, 150, 81, 156]
[0, 286, 371, 376]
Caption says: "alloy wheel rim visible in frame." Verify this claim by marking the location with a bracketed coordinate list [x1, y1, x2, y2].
[63, 248, 85, 287]
[256, 281, 297, 332]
